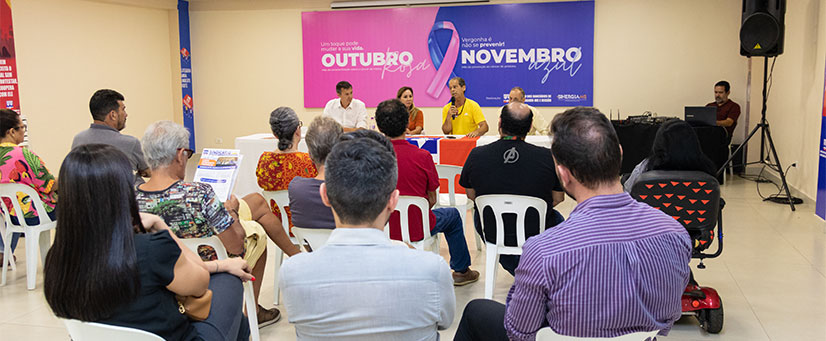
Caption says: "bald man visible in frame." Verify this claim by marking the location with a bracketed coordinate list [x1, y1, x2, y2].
[508, 86, 549, 135]
[459, 102, 565, 275]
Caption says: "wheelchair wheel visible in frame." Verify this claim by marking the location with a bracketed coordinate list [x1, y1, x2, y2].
[698, 301, 724, 334]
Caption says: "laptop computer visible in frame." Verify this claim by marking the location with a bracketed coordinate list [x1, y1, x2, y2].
[684, 106, 717, 127]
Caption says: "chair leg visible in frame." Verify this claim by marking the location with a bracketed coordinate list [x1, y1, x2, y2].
[243, 281, 260, 341]
[38, 229, 51, 266]
[272, 248, 284, 306]
[25, 229, 39, 290]
[484, 246, 497, 299]
[1, 231, 10, 286]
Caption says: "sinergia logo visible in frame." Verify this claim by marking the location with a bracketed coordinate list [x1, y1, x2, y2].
[503, 147, 519, 164]
[557, 94, 587, 100]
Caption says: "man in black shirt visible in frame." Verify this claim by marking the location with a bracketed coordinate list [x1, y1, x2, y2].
[459, 102, 565, 275]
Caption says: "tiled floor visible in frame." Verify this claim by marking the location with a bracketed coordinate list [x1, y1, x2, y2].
[2, 175, 825, 340]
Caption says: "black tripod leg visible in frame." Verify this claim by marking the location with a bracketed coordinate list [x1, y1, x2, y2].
[717, 123, 762, 176]
[764, 124, 796, 211]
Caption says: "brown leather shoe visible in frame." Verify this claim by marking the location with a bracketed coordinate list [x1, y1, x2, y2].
[452, 269, 480, 286]
[257, 305, 281, 328]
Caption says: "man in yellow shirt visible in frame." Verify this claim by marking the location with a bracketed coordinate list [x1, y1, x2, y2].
[441, 77, 489, 137]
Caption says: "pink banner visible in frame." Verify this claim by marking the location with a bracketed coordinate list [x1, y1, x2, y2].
[302, 7, 452, 108]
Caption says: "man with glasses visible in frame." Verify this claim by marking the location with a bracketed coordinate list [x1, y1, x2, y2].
[72, 89, 151, 185]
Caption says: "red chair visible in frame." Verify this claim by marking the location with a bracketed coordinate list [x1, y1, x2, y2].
[630, 170, 724, 334]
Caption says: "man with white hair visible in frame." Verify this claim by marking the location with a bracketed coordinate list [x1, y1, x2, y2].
[135, 120, 301, 327]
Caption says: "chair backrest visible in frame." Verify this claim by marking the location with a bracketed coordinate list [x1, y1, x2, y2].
[435, 164, 462, 206]
[291, 227, 333, 252]
[385, 196, 430, 244]
[536, 327, 659, 340]
[0, 183, 54, 228]
[261, 190, 290, 233]
[63, 319, 164, 341]
[179, 236, 229, 260]
[629, 170, 720, 233]
[474, 194, 547, 251]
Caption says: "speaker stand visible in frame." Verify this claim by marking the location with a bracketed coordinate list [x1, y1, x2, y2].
[717, 56, 795, 211]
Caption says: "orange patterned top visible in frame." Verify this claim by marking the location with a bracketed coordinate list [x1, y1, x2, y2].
[256, 151, 318, 229]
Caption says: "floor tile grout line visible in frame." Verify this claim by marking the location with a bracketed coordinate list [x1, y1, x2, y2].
[721, 261, 773, 340]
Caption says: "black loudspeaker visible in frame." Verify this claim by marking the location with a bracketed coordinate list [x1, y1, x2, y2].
[740, 0, 786, 57]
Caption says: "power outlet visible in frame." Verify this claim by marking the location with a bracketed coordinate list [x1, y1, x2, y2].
[215, 137, 223, 145]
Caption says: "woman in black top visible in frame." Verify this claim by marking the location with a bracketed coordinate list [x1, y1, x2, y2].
[44, 144, 252, 340]
[624, 119, 717, 191]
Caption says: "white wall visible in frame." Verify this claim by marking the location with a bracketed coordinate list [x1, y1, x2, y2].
[11, 0, 178, 171]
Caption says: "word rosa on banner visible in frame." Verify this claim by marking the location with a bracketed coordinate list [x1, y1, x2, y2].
[321, 51, 414, 68]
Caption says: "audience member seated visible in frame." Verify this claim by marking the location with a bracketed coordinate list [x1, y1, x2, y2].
[71, 89, 151, 185]
[257, 106, 318, 229]
[136, 121, 300, 327]
[624, 118, 717, 192]
[288, 116, 342, 230]
[0, 109, 57, 265]
[376, 99, 479, 286]
[280, 137, 455, 340]
[454, 107, 691, 341]
[623, 118, 717, 286]
[397, 86, 424, 135]
[44, 144, 251, 341]
[459, 102, 565, 275]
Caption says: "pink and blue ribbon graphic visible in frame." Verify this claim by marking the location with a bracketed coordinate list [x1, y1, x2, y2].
[426, 21, 460, 98]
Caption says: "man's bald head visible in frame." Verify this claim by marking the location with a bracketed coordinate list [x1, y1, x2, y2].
[500, 102, 533, 137]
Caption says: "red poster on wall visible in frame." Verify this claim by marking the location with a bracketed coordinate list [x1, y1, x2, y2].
[0, 0, 21, 111]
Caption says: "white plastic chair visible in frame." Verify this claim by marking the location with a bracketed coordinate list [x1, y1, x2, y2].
[474, 194, 547, 299]
[260, 190, 294, 306]
[291, 227, 333, 252]
[536, 327, 660, 340]
[62, 319, 164, 341]
[385, 196, 440, 253]
[179, 236, 260, 341]
[434, 164, 482, 250]
[0, 183, 57, 290]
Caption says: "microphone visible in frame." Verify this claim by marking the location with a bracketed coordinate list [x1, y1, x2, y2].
[449, 97, 458, 119]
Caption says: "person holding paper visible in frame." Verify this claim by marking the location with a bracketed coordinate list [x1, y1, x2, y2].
[441, 77, 488, 137]
[135, 121, 300, 328]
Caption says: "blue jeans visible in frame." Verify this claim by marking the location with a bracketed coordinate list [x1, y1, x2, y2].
[0, 210, 57, 254]
[431, 208, 471, 272]
[192, 272, 250, 341]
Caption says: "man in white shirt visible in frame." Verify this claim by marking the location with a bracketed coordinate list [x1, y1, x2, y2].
[279, 136, 455, 341]
[322, 81, 368, 132]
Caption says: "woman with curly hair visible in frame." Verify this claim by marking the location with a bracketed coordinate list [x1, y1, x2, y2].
[0, 109, 57, 264]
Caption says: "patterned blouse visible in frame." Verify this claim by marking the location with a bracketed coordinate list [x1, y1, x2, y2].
[0, 142, 57, 219]
[136, 181, 234, 260]
[256, 152, 317, 229]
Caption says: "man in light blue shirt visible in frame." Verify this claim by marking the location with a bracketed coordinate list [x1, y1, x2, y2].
[279, 136, 456, 341]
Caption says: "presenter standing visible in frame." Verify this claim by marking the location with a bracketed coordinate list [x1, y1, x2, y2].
[323, 81, 368, 132]
[441, 77, 488, 137]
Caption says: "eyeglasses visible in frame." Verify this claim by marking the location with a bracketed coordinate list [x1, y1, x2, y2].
[15, 125, 26, 132]
[177, 148, 195, 159]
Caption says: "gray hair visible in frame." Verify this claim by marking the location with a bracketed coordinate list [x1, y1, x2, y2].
[269, 107, 300, 151]
[141, 120, 190, 169]
[306, 116, 343, 166]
